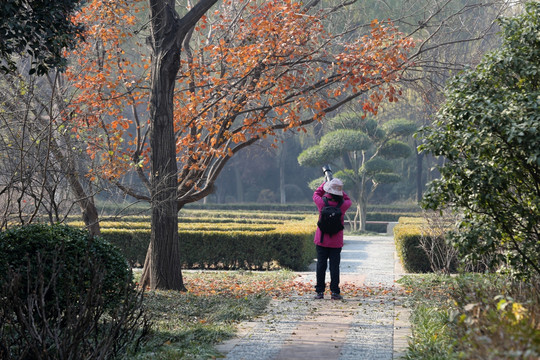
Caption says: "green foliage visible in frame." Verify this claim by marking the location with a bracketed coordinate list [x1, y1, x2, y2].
[0, 224, 132, 314]
[0, 224, 148, 359]
[297, 145, 327, 167]
[420, 2, 540, 279]
[372, 172, 401, 184]
[399, 274, 540, 359]
[450, 275, 540, 358]
[405, 305, 458, 360]
[399, 274, 462, 360]
[101, 215, 317, 271]
[393, 219, 432, 273]
[320, 129, 372, 152]
[379, 140, 412, 159]
[382, 119, 417, 138]
[362, 157, 393, 175]
[0, 0, 84, 75]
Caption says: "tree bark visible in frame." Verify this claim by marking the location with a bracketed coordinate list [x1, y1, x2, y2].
[46, 134, 101, 237]
[140, 0, 219, 291]
[279, 148, 286, 204]
[234, 166, 244, 203]
[415, 139, 424, 203]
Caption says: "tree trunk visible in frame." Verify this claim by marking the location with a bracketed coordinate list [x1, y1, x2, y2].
[79, 196, 101, 237]
[46, 134, 101, 237]
[279, 154, 286, 204]
[358, 176, 368, 232]
[358, 197, 367, 232]
[234, 166, 244, 202]
[415, 139, 424, 203]
[140, 72, 186, 290]
[140, 0, 220, 291]
[140, 1, 184, 291]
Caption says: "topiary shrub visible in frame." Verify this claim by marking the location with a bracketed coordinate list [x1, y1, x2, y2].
[393, 219, 432, 273]
[0, 224, 149, 359]
[0, 224, 131, 315]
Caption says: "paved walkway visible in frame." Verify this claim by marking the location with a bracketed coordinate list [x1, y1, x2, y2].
[216, 235, 411, 359]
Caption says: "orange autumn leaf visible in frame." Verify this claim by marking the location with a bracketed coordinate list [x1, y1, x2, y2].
[65, 0, 414, 194]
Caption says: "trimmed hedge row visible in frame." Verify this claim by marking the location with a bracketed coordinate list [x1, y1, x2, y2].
[364, 222, 390, 234]
[100, 216, 317, 271]
[393, 217, 432, 273]
[69, 221, 278, 232]
[96, 200, 421, 215]
[365, 212, 419, 222]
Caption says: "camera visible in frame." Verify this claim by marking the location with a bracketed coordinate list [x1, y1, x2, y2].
[322, 164, 333, 182]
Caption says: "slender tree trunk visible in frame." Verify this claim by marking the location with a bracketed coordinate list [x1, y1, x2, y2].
[415, 140, 424, 203]
[47, 135, 101, 237]
[358, 197, 367, 232]
[358, 176, 368, 231]
[234, 166, 244, 202]
[279, 154, 286, 204]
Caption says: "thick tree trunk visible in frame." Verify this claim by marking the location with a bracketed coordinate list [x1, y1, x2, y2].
[141, 47, 186, 291]
[139, 0, 235, 290]
[140, 0, 184, 291]
[79, 195, 101, 237]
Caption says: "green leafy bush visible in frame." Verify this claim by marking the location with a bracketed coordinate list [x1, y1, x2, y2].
[450, 275, 540, 358]
[399, 274, 540, 359]
[0, 224, 149, 359]
[420, 1, 540, 279]
[0, 224, 131, 314]
[393, 218, 431, 273]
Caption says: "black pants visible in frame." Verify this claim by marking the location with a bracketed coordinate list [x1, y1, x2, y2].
[315, 245, 342, 294]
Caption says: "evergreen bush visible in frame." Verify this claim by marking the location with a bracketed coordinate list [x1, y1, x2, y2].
[101, 218, 317, 271]
[0, 224, 149, 359]
[0, 224, 131, 313]
[393, 218, 432, 273]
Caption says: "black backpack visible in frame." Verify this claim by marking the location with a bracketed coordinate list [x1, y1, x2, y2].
[317, 197, 344, 243]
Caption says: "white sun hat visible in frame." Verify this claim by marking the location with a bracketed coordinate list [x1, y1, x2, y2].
[323, 178, 343, 196]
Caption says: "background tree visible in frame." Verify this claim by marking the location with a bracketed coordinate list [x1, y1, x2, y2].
[421, 1, 540, 278]
[314, 0, 526, 203]
[298, 111, 416, 231]
[0, 0, 84, 75]
[67, 0, 414, 290]
[0, 68, 102, 236]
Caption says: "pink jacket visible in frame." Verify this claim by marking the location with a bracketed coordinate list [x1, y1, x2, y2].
[313, 182, 352, 248]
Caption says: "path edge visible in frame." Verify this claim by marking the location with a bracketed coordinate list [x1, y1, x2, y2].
[393, 247, 411, 359]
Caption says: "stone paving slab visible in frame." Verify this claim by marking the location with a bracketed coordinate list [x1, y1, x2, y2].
[216, 235, 411, 360]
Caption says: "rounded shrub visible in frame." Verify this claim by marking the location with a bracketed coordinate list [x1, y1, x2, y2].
[0, 223, 131, 316]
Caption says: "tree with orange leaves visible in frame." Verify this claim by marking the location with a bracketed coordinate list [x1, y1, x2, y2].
[66, 0, 414, 290]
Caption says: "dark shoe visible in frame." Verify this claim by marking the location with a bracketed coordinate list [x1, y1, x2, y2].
[314, 292, 324, 300]
[331, 293, 343, 300]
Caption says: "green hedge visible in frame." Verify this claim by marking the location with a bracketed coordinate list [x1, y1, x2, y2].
[96, 200, 421, 215]
[365, 212, 419, 222]
[0, 224, 132, 316]
[365, 222, 389, 233]
[101, 223, 316, 271]
[393, 217, 431, 273]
